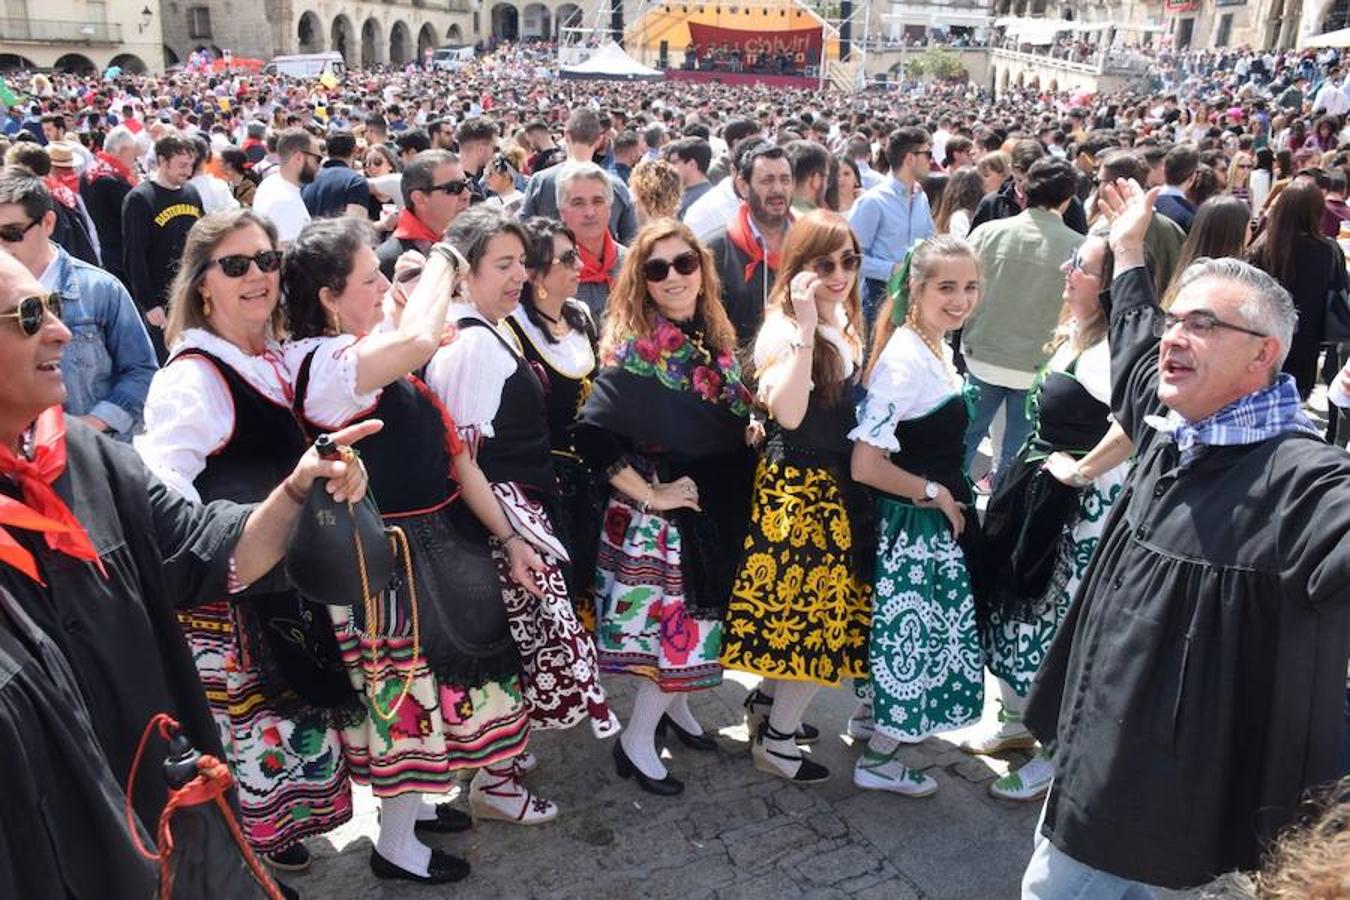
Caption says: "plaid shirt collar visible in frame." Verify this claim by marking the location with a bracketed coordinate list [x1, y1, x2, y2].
[1145, 374, 1320, 466]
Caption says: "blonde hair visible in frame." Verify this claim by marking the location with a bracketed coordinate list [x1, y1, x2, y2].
[629, 159, 683, 222]
[601, 218, 737, 357]
[164, 209, 282, 349]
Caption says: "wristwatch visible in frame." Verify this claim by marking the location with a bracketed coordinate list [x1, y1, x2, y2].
[922, 480, 941, 501]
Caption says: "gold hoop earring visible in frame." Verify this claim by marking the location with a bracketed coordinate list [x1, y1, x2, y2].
[332, 310, 343, 334]
[202, 297, 212, 318]
[538, 285, 548, 301]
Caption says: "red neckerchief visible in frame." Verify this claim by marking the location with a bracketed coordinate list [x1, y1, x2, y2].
[85, 150, 139, 187]
[0, 407, 107, 585]
[578, 230, 618, 286]
[727, 203, 783, 282]
[43, 177, 79, 211]
[392, 208, 440, 245]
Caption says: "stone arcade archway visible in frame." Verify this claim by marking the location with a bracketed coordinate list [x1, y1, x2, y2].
[389, 21, 411, 66]
[297, 11, 324, 54]
[361, 17, 384, 67]
[54, 53, 97, 74]
[331, 14, 354, 64]
[417, 22, 438, 63]
[491, 3, 519, 41]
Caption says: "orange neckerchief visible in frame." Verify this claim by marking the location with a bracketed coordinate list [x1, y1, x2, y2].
[726, 203, 783, 282]
[578, 230, 618, 286]
[0, 407, 107, 584]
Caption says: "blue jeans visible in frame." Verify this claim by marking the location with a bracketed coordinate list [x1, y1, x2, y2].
[963, 372, 1033, 480]
[1022, 802, 1160, 899]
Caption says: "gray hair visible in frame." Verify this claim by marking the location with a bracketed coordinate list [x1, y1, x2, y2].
[102, 125, 138, 156]
[555, 161, 613, 209]
[1176, 257, 1297, 372]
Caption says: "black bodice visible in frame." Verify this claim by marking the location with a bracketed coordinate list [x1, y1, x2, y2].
[457, 318, 555, 492]
[175, 349, 307, 503]
[889, 393, 972, 503]
[295, 349, 454, 516]
[1031, 367, 1112, 454]
[503, 315, 597, 455]
[764, 383, 859, 465]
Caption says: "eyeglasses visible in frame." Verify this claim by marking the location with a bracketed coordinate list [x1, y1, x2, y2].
[809, 253, 861, 278]
[0, 219, 40, 243]
[912, 148, 933, 160]
[300, 150, 323, 162]
[1065, 248, 1102, 279]
[553, 248, 580, 268]
[210, 250, 284, 278]
[429, 178, 471, 196]
[0, 292, 62, 336]
[1154, 310, 1268, 339]
[394, 266, 422, 284]
[642, 250, 701, 282]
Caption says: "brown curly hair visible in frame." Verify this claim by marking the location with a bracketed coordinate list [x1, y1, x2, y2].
[629, 158, 683, 221]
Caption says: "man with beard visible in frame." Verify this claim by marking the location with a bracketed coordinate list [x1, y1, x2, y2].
[848, 126, 935, 330]
[251, 127, 318, 246]
[120, 134, 203, 361]
[704, 140, 793, 345]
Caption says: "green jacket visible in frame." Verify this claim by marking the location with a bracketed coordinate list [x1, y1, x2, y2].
[963, 207, 1083, 374]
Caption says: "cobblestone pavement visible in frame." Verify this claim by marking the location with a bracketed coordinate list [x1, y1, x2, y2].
[292, 670, 1043, 900]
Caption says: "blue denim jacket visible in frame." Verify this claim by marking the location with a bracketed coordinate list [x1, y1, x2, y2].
[50, 245, 158, 439]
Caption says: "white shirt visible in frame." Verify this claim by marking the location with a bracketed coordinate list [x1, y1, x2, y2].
[135, 328, 291, 502]
[252, 173, 310, 242]
[189, 173, 240, 214]
[849, 327, 960, 453]
[283, 334, 381, 429]
[684, 178, 741, 240]
[424, 303, 520, 438]
[508, 305, 595, 380]
[753, 311, 858, 397]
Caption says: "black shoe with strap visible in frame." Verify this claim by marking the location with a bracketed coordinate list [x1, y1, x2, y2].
[370, 847, 471, 884]
[744, 688, 821, 744]
[265, 843, 311, 873]
[414, 802, 474, 834]
[612, 738, 684, 795]
[753, 722, 830, 784]
[657, 713, 718, 751]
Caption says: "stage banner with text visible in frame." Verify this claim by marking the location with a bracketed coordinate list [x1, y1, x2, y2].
[686, 22, 823, 58]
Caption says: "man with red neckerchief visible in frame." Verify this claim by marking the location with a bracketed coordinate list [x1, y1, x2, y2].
[704, 139, 793, 346]
[0, 250, 373, 898]
[376, 149, 470, 280]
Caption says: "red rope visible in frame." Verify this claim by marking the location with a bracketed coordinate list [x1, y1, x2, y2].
[125, 712, 285, 900]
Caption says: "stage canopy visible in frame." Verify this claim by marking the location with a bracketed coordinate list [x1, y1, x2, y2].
[627, 0, 839, 65]
[1300, 25, 1350, 47]
[560, 41, 665, 80]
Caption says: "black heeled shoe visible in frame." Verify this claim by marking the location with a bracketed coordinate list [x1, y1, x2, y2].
[612, 738, 684, 795]
[744, 688, 821, 744]
[413, 802, 474, 834]
[753, 722, 830, 784]
[657, 713, 718, 751]
[370, 847, 471, 884]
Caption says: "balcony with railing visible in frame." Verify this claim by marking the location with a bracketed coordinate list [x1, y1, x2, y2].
[0, 18, 123, 44]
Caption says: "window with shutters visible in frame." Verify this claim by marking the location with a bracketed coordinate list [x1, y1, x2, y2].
[188, 6, 211, 38]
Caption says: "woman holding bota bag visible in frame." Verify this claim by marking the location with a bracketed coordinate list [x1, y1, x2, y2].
[281, 217, 546, 885]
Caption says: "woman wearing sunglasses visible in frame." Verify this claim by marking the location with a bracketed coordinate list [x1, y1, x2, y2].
[973, 230, 1132, 803]
[135, 209, 355, 873]
[575, 219, 756, 795]
[425, 207, 618, 824]
[721, 210, 871, 784]
[280, 217, 548, 884]
[503, 218, 606, 621]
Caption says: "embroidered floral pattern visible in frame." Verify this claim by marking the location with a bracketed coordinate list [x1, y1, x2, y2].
[605, 316, 752, 416]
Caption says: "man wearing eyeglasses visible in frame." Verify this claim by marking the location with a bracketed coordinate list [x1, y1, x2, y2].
[1021, 179, 1350, 898]
[0, 169, 155, 442]
[251, 127, 317, 246]
[376, 149, 471, 280]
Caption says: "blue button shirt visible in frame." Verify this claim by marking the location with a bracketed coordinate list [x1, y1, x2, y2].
[848, 176, 935, 284]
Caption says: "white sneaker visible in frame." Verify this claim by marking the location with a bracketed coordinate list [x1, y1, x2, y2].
[959, 704, 1036, 755]
[514, 751, 538, 774]
[852, 751, 938, 798]
[989, 755, 1054, 802]
[845, 703, 875, 741]
[469, 767, 558, 825]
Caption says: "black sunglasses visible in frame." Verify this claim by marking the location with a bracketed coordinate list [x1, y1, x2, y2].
[429, 178, 471, 196]
[643, 250, 701, 282]
[810, 253, 861, 278]
[210, 250, 284, 278]
[0, 292, 62, 337]
[0, 219, 40, 244]
[553, 248, 580, 268]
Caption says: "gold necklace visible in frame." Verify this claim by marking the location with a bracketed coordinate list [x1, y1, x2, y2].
[905, 323, 958, 387]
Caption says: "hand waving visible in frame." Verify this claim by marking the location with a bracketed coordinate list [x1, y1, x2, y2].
[1095, 177, 1159, 259]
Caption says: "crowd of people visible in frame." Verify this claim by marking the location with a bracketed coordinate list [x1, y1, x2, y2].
[0, 36, 1348, 900]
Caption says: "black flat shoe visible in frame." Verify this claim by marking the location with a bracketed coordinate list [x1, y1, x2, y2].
[612, 739, 684, 796]
[744, 688, 821, 745]
[657, 713, 718, 751]
[265, 843, 311, 872]
[370, 847, 471, 884]
[414, 803, 474, 834]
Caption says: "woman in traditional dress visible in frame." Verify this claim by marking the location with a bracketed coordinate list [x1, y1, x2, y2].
[847, 235, 985, 798]
[136, 209, 354, 872]
[968, 231, 1132, 802]
[281, 217, 549, 882]
[425, 206, 618, 824]
[502, 217, 609, 627]
[721, 210, 872, 783]
[575, 218, 756, 795]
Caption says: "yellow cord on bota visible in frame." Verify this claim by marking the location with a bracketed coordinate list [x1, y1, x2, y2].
[349, 503, 420, 723]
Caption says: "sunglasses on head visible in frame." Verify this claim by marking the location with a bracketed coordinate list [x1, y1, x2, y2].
[0, 219, 40, 244]
[553, 248, 580, 268]
[809, 253, 861, 278]
[642, 250, 700, 282]
[0, 291, 62, 337]
[430, 178, 471, 195]
[210, 250, 284, 278]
